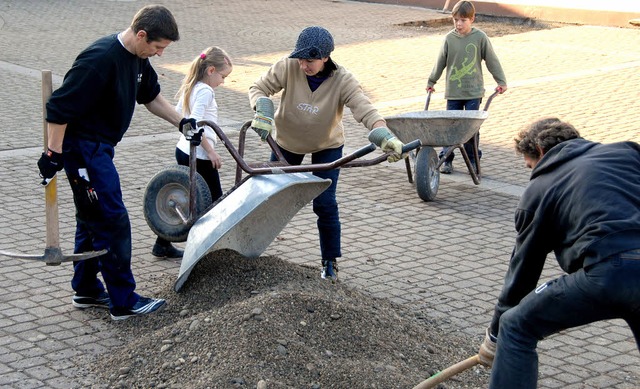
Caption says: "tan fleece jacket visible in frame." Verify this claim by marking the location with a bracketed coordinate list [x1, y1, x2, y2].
[249, 57, 384, 154]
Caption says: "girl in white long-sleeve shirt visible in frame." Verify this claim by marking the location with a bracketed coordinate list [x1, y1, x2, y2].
[152, 46, 233, 256]
[175, 46, 233, 200]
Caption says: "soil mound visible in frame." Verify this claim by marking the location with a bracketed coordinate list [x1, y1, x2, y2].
[85, 251, 489, 388]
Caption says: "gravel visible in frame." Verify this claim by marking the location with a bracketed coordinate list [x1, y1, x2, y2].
[80, 250, 490, 389]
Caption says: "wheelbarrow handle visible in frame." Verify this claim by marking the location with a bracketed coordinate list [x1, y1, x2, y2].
[352, 143, 377, 158]
[402, 139, 421, 154]
[483, 90, 500, 111]
[425, 90, 433, 111]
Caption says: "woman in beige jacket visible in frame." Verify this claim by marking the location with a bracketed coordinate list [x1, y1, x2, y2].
[248, 26, 403, 282]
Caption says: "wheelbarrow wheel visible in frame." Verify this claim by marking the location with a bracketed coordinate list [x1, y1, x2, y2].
[414, 146, 440, 202]
[143, 165, 212, 243]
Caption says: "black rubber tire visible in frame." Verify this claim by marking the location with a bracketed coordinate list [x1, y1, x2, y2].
[414, 146, 440, 202]
[143, 165, 212, 242]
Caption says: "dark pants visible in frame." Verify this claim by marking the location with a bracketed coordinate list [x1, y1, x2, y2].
[175, 148, 223, 201]
[62, 137, 138, 310]
[270, 145, 342, 260]
[440, 98, 482, 163]
[490, 249, 640, 389]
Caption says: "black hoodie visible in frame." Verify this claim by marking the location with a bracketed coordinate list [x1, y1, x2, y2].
[490, 138, 640, 334]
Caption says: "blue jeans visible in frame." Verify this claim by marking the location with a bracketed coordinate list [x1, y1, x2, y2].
[490, 249, 640, 389]
[440, 99, 482, 163]
[271, 145, 342, 260]
[62, 137, 139, 310]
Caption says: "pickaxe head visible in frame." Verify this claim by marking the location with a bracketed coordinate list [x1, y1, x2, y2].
[0, 247, 107, 266]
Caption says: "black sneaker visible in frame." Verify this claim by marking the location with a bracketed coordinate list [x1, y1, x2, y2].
[152, 240, 184, 259]
[440, 161, 453, 174]
[321, 259, 338, 282]
[72, 291, 110, 309]
[110, 297, 166, 321]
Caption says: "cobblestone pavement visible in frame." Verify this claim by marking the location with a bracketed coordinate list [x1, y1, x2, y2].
[0, 0, 639, 388]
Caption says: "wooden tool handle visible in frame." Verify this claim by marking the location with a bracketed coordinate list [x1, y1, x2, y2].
[41, 70, 60, 252]
[412, 354, 481, 389]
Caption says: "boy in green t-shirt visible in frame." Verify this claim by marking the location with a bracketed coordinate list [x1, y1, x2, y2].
[426, 0, 507, 174]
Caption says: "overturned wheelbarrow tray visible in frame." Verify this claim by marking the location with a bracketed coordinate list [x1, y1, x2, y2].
[385, 91, 498, 201]
[174, 172, 330, 291]
[142, 119, 420, 292]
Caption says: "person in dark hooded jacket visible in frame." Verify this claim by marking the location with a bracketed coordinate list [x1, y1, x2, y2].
[476, 117, 640, 389]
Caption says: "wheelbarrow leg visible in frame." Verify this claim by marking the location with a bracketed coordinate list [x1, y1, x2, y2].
[437, 146, 457, 171]
[457, 136, 481, 185]
[472, 132, 481, 177]
[404, 147, 419, 184]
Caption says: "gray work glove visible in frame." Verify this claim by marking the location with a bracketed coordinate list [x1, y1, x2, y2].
[478, 328, 497, 368]
[368, 127, 406, 163]
[251, 97, 274, 141]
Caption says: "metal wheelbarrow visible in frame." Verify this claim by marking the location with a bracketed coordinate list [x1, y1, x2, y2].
[384, 91, 498, 201]
[142, 119, 420, 291]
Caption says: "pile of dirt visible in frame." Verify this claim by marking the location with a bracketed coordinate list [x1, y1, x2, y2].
[82, 250, 490, 389]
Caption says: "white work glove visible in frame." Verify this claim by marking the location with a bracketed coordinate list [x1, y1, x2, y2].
[251, 97, 274, 141]
[368, 127, 406, 163]
[478, 328, 497, 368]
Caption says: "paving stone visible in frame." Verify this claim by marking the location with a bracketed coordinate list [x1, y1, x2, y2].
[0, 1, 638, 388]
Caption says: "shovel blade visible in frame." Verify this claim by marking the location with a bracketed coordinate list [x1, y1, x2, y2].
[174, 173, 331, 291]
[0, 247, 108, 266]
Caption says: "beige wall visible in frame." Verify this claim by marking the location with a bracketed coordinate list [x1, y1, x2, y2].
[461, 1, 638, 12]
[360, 0, 640, 27]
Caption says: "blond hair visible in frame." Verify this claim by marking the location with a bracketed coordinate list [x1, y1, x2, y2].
[176, 46, 232, 116]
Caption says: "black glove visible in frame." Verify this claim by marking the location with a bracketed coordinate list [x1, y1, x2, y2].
[37, 148, 64, 185]
[179, 118, 197, 136]
[190, 128, 204, 146]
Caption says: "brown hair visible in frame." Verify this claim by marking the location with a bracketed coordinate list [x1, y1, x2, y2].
[514, 117, 581, 158]
[452, 1, 475, 19]
[130, 5, 179, 42]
